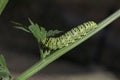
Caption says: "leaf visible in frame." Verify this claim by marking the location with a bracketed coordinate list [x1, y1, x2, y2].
[0, 55, 10, 79]
[0, 0, 8, 15]
[0, 70, 10, 79]
[47, 30, 63, 37]
[28, 19, 47, 42]
[12, 21, 30, 33]
[14, 26, 30, 33]
[0, 55, 6, 66]
[36, 24, 46, 40]
[11, 21, 23, 26]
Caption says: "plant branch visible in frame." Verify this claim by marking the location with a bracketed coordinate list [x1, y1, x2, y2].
[13, 8, 120, 80]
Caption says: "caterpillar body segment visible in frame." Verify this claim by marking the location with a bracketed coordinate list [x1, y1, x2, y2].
[64, 31, 75, 43]
[42, 21, 97, 50]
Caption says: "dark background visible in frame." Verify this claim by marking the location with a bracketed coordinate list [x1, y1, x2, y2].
[0, 0, 120, 79]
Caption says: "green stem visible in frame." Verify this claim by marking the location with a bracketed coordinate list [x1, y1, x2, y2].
[13, 9, 120, 80]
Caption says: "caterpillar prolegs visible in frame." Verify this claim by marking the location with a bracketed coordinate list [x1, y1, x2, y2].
[42, 21, 97, 50]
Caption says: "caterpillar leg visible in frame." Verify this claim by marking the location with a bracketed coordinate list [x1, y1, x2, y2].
[60, 35, 68, 47]
[77, 25, 87, 36]
[50, 38, 57, 50]
[71, 28, 82, 39]
[56, 37, 63, 49]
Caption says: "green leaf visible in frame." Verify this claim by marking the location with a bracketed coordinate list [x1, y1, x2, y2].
[0, 55, 6, 66]
[14, 26, 30, 33]
[12, 21, 30, 33]
[0, 0, 8, 15]
[0, 55, 10, 79]
[47, 30, 63, 37]
[11, 21, 23, 26]
[0, 71, 10, 78]
[28, 19, 47, 42]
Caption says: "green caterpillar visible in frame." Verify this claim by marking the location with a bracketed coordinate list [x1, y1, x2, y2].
[42, 21, 97, 50]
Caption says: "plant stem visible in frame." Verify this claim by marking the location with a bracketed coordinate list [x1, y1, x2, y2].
[13, 8, 120, 80]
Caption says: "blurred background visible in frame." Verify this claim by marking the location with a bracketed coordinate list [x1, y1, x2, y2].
[0, 0, 120, 80]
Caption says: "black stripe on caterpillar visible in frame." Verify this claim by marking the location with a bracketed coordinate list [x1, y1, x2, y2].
[42, 21, 97, 50]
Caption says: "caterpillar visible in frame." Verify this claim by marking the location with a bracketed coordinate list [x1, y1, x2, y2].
[42, 21, 97, 50]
